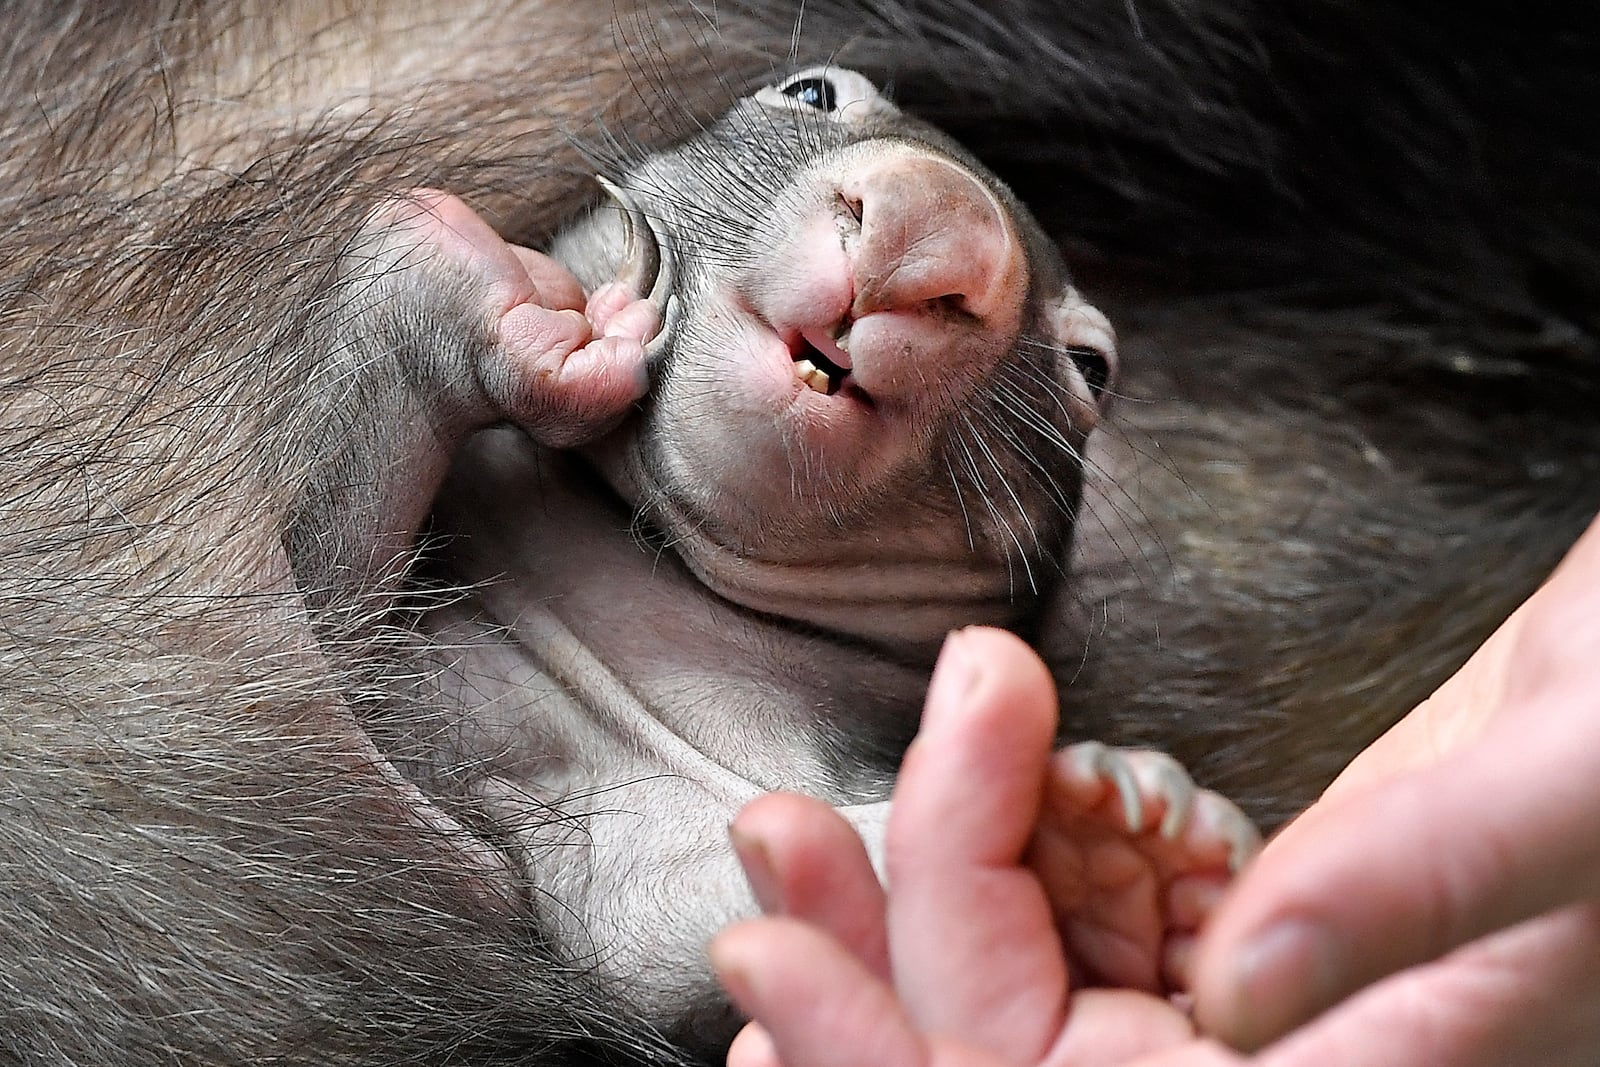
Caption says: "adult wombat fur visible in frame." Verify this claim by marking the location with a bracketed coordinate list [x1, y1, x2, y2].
[1, 2, 1595, 1065]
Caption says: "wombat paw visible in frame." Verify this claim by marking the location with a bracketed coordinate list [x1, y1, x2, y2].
[1028, 741, 1262, 996]
[355, 189, 651, 447]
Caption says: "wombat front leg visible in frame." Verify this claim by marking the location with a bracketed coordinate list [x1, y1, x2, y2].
[291, 190, 657, 595]
[1032, 742, 1263, 995]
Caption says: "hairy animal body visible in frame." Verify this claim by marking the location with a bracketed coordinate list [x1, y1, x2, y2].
[1, 3, 1597, 1067]
[409, 61, 1181, 1048]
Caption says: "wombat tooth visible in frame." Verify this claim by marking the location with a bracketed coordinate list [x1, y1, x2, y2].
[793, 358, 831, 393]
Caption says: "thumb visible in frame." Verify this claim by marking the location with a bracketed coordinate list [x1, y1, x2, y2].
[1194, 518, 1600, 1050]
[1190, 701, 1600, 1050]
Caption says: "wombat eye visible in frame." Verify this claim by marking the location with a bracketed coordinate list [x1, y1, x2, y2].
[781, 76, 837, 112]
[1066, 345, 1112, 400]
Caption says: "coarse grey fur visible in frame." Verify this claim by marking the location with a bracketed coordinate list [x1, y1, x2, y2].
[1, 2, 1597, 1067]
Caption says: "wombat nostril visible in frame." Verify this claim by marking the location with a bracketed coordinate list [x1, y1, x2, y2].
[933, 293, 979, 321]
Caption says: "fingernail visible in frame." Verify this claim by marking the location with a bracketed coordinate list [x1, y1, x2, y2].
[1225, 919, 1343, 1050]
[729, 824, 784, 914]
[924, 629, 984, 729]
[707, 929, 757, 1008]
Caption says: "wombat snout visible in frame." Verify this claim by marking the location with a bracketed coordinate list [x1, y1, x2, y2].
[842, 149, 1025, 331]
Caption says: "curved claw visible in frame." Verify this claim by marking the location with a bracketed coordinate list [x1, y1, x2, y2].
[595, 175, 674, 311]
[1068, 741, 1143, 833]
[1149, 757, 1197, 841]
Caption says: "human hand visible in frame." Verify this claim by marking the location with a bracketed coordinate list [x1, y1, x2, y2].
[1175, 513, 1600, 1066]
[710, 627, 1257, 1067]
[709, 514, 1600, 1067]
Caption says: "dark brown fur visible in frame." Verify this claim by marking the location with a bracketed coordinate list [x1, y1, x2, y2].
[1, 2, 1596, 1065]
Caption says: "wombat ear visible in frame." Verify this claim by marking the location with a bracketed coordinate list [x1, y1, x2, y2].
[1046, 290, 1119, 417]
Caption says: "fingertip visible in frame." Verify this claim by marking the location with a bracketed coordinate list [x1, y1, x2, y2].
[728, 817, 784, 915]
[728, 1022, 783, 1067]
[925, 628, 983, 718]
[730, 793, 890, 974]
[1192, 916, 1342, 1051]
[896, 626, 1059, 868]
[923, 626, 1056, 740]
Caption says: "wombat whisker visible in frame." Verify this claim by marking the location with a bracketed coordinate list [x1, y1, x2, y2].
[1015, 335, 1140, 409]
[946, 431, 1018, 592]
[941, 455, 983, 553]
[994, 359, 1164, 547]
[950, 417, 1041, 595]
[983, 375, 1095, 505]
[961, 404, 1067, 563]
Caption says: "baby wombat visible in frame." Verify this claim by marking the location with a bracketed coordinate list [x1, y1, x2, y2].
[404, 67, 1254, 1051]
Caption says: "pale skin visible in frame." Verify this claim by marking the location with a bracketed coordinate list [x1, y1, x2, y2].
[711, 514, 1600, 1067]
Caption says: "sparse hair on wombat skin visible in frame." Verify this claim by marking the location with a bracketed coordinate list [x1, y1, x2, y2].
[1, 2, 1597, 1067]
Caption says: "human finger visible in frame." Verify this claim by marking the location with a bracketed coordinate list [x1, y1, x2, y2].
[1191, 707, 1600, 1050]
[730, 793, 891, 978]
[711, 918, 935, 1067]
[1194, 518, 1600, 1049]
[727, 1023, 783, 1067]
[1240, 901, 1600, 1067]
[885, 626, 1068, 1060]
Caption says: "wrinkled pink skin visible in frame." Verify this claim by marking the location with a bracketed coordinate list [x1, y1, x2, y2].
[343, 69, 1257, 1043]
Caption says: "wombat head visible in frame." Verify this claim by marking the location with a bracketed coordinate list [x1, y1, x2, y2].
[555, 67, 1117, 651]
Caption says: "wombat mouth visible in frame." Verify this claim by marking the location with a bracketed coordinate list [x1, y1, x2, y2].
[792, 324, 854, 396]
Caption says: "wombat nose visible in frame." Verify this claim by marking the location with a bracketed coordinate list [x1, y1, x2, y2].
[844, 152, 1025, 331]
